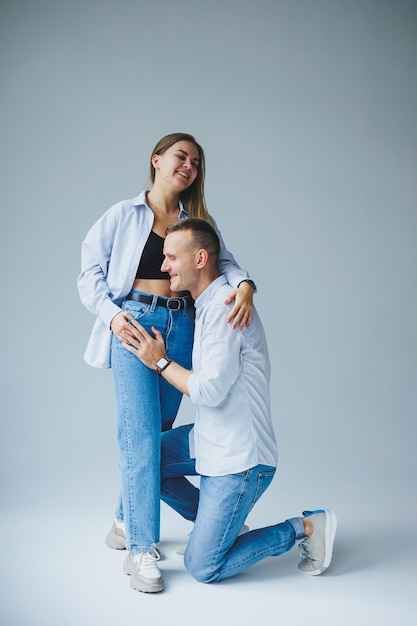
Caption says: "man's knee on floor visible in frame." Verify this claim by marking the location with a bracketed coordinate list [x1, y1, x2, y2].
[184, 551, 221, 583]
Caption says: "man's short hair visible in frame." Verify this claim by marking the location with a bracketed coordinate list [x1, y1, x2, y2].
[166, 218, 220, 264]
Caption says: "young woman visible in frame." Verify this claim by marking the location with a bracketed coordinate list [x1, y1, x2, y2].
[77, 133, 256, 593]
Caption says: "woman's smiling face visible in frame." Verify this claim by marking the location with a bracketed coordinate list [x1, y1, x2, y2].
[152, 140, 200, 191]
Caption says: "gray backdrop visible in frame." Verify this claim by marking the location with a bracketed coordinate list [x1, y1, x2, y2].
[1, 0, 416, 624]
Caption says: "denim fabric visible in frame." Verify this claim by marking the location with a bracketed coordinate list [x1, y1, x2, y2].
[161, 425, 304, 582]
[111, 291, 194, 552]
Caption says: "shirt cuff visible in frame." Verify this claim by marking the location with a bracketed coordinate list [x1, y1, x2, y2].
[99, 299, 123, 329]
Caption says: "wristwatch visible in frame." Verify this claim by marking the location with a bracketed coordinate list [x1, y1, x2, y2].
[155, 356, 172, 374]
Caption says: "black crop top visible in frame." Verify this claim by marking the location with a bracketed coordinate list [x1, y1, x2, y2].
[136, 230, 170, 280]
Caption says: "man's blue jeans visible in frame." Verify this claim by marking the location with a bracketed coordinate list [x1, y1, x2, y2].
[111, 292, 194, 552]
[161, 424, 306, 582]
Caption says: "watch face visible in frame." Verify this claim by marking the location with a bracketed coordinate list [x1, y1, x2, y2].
[157, 357, 170, 372]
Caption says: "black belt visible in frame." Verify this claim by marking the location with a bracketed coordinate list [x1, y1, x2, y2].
[125, 291, 194, 310]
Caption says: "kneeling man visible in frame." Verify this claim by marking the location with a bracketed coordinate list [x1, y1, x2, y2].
[122, 218, 337, 585]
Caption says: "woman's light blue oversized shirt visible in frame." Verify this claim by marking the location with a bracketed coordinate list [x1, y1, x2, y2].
[77, 191, 252, 368]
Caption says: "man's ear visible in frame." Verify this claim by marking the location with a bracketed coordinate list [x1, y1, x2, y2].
[195, 248, 209, 269]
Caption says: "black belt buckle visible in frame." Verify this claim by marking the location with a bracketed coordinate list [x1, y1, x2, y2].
[166, 298, 182, 310]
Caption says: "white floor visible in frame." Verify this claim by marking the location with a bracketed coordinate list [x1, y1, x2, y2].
[2, 479, 415, 626]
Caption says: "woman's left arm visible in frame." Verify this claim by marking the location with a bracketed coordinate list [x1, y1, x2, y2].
[224, 280, 254, 330]
[211, 217, 256, 329]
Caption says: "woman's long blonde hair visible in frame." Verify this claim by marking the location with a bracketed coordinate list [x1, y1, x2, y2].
[150, 133, 211, 222]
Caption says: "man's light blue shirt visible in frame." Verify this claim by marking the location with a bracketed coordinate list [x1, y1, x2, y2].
[187, 275, 278, 476]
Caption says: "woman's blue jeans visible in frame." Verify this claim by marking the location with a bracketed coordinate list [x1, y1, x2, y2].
[111, 292, 194, 552]
[161, 424, 306, 582]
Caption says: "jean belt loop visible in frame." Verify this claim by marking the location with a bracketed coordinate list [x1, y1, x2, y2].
[150, 295, 157, 313]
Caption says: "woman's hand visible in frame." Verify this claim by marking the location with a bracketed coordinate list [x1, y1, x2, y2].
[224, 281, 254, 330]
[110, 310, 135, 342]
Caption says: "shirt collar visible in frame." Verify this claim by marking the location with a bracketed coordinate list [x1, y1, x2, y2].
[132, 190, 189, 219]
[194, 275, 227, 311]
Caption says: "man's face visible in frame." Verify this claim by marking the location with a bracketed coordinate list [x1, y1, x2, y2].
[161, 230, 199, 294]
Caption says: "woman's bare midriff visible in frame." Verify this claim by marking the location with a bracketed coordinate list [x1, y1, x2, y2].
[131, 278, 188, 299]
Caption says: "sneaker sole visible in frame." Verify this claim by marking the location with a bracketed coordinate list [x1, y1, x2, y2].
[301, 508, 337, 576]
[105, 531, 126, 550]
[175, 544, 187, 560]
[123, 557, 164, 593]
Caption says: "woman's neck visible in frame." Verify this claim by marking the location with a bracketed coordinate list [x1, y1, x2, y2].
[146, 187, 180, 215]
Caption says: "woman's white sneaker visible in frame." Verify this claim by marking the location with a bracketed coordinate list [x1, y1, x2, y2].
[105, 519, 127, 550]
[123, 550, 164, 593]
[105, 518, 163, 558]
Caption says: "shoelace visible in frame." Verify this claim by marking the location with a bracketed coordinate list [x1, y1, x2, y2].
[299, 539, 312, 560]
[148, 546, 161, 561]
[133, 549, 161, 577]
[132, 549, 161, 565]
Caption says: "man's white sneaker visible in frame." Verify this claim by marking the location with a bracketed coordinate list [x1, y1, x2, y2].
[298, 508, 337, 575]
[123, 550, 164, 593]
[175, 523, 250, 559]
